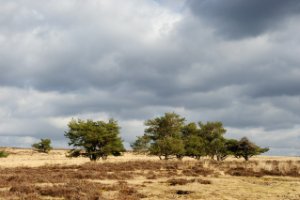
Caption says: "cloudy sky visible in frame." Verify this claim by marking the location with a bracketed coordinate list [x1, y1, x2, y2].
[1, 0, 300, 155]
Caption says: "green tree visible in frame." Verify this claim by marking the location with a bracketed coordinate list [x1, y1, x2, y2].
[65, 118, 125, 161]
[212, 138, 240, 161]
[149, 136, 185, 160]
[182, 123, 205, 159]
[142, 112, 185, 160]
[199, 121, 227, 161]
[234, 137, 269, 161]
[225, 138, 239, 156]
[131, 135, 151, 154]
[32, 138, 53, 153]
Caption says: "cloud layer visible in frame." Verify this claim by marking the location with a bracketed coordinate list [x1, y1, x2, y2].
[188, 0, 300, 38]
[0, 0, 300, 155]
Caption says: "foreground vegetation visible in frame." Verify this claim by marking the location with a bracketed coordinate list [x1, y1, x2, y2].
[0, 152, 299, 200]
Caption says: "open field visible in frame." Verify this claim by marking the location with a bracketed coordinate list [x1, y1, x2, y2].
[0, 148, 300, 200]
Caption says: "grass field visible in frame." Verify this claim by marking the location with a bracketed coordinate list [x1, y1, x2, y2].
[0, 148, 299, 200]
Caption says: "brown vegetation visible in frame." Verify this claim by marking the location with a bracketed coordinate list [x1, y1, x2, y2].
[167, 178, 211, 186]
[0, 150, 299, 199]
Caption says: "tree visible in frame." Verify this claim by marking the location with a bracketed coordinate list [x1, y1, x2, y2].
[142, 112, 185, 160]
[234, 137, 269, 161]
[131, 113, 271, 162]
[65, 118, 125, 161]
[32, 138, 53, 153]
[149, 136, 185, 160]
[225, 138, 239, 156]
[213, 138, 240, 161]
[131, 135, 151, 154]
[182, 123, 205, 159]
[199, 121, 227, 161]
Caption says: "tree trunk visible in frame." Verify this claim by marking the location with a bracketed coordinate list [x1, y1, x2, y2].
[176, 155, 183, 160]
[90, 154, 97, 161]
[102, 155, 108, 160]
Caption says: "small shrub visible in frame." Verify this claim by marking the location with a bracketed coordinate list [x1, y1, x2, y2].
[197, 178, 212, 184]
[117, 182, 146, 200]
[0, 150, 9, 158]
[146, 172, 157, 179]
[226, 167, 263, 177]
[9, 184, 35, 194]
[176, 190, 193, 195]
[182, 166, 213, 177]
[32, 138, 52, 153]
[167, 178, 191, 186]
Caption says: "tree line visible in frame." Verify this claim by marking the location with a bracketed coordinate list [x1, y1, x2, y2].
[131, 112, 268, 161]
[1, 112, 268, 161]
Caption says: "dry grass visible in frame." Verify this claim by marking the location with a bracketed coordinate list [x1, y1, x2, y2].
[0, 148, 299, 199]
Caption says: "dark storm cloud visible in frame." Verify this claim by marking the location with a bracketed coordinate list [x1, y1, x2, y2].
[248, 78, 300, 97]
[188, 0, 300, 38]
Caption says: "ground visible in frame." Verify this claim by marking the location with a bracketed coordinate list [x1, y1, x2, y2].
[0, 148, 299, 200]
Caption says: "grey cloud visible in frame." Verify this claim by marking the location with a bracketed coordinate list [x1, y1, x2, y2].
[0, 118, 65, 140]
[247, 77, 300, 97]
[187, 0, 300, 39]
[0, 0, 300, 155]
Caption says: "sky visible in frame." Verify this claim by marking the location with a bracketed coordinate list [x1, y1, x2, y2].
[0, 0, 300, 156]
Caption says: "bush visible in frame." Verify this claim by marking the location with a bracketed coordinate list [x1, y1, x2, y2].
[32, 138, 53, 153]
[0, 150, 9, 158]
[167, 178, 191, 186]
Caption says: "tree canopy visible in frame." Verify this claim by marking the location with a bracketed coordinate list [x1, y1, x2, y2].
[132, 112, 268, 161]
[234, 137, 269, 161]
[182, 123, 205, 160]
[65, 118, 125, 161]
[140, 112, 186, 160]
[130, 135, 150, 154]
[198, 121, 227, 161]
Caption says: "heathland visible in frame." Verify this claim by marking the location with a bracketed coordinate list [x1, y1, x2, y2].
[0, 148, 299, 200]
